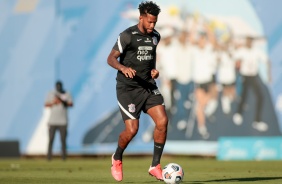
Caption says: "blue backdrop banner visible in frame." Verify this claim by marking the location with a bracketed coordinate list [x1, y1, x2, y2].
[217, 137, 282, 160]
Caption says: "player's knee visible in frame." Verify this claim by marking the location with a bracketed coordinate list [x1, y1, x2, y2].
[156, 116, 168, 130]
[127, 126, 139, 137]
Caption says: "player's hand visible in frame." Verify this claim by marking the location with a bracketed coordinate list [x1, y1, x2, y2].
[53, 97, 61, 104]
[121, 67, 136, 78]
[151, 69, 159, 79]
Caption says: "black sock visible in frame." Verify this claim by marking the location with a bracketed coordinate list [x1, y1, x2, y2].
[114, 146, 124, 161]
[152, 142, 165, 167]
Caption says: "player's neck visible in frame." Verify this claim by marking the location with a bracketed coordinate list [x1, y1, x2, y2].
[137, 23, 147, 35]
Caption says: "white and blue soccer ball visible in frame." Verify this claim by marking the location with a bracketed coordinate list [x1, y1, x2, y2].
[162, 163, 184, 184]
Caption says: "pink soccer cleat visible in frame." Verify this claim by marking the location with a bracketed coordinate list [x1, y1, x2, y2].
[148, 164, 163, 181]
[111, 154, 123, 181]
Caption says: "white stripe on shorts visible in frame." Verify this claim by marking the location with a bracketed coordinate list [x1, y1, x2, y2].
[118, 36, 123, 53]
[118, 101, 136, 119]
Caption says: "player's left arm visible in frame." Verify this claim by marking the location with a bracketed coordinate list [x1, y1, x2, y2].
[151, 55, 159, 79]
[151, 68, 159, 79]
[267, 59, 272, 84]
[66, 94, 73, 107]
[258, 48, 272, 84]
[151, 33, 161, 79]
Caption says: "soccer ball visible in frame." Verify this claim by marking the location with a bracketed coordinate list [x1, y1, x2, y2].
[162, 163, 184, 184]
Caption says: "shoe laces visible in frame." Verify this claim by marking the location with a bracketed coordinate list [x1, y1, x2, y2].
[113, 160, 122, 168]
[151, 164, 161, 172]
[155, 164, 161, 170]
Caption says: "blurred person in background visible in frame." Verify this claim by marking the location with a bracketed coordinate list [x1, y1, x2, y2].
[45, 80, 73, 161]
[157, 27, 177, 115]
[203, 24, 219, 121]
[191, 29, 217, 139]
[233, 36, 271, 132]
[107, 1, 167, 181]
[170, 28, 194, 131]
[217, 37, 237, 114]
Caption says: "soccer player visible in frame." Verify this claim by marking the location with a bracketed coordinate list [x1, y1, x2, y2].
[107, 1, 168, 182]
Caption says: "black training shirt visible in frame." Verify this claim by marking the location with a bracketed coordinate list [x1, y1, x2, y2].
[113, 24, 161, 89]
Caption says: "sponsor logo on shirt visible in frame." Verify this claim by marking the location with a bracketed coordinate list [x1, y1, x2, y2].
[137, 46, 153, 61]
[132, 31, 138, 34]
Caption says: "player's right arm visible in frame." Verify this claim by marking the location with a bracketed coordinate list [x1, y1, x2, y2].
[107, 31, 136, 78]
[107, 49, 135, 78]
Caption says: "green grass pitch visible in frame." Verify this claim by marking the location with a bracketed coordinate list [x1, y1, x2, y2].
[0, 156, 282, 184]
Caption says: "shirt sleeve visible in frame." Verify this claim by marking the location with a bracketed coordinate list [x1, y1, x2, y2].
[45, 91, 55, 106]
[65, 92, 73, 103]
[112, 30, 131, 54]
[256, 49, 268, 64]
[233, 48, 244, 61]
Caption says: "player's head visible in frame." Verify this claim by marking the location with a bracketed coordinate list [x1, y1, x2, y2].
[246, 36, 254, 48]
[55, 80, 63, 92]
[139, 1, 160, 16]
[138, 1, 161, 34]
[198, 31, 208, 48]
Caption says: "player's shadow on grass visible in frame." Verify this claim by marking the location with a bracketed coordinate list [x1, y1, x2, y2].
[186, 177, 282, 183]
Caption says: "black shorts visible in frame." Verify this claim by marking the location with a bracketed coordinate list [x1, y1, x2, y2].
[195, 81, 213, 93]
[222, 82, 236, 87]
[116, 86, 164, 121]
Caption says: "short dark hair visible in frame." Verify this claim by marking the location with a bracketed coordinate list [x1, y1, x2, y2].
[138, 1, 161, 16]
[56, 80, 62, 86]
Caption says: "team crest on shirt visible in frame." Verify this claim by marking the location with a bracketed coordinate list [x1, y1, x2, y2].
[152, 36, 158, 45]
[128, 103, 136, 113]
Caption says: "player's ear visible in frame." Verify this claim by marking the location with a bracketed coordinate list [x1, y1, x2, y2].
[139, 15, 143, 22]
